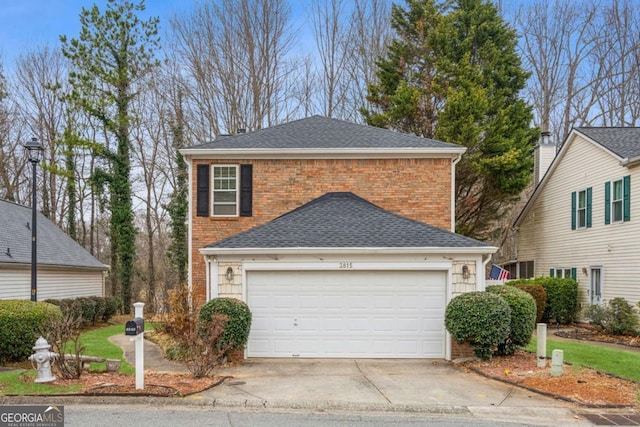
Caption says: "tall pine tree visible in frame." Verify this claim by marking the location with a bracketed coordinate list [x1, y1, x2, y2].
[61, 0, 160, 313]
[365, 0, 538, 240]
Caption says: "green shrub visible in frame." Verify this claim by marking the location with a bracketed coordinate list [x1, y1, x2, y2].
[198, 298, 252, 351]
[583, 298, 639, 336]
[0, 300, 62, 363]
[509, 283, 547, 324]
[445, 292, 511, 360]
[511, 278, 578, 324]
[89, 296, 106, 324]
[539, 278, 579, 324]
[103, 296, 121, 321]
[60, 298, 83, 321]
[76, 297, 97, 325]
[486, 285, 536, 355]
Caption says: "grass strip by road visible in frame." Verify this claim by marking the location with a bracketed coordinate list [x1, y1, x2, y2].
[527, 337, 640, 382]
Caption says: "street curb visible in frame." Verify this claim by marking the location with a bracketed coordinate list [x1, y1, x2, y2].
[0, 395, 470, 414]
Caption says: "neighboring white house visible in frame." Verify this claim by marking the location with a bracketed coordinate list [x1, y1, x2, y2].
[0, 199, 107, 300]
[513, 127, 640, 309]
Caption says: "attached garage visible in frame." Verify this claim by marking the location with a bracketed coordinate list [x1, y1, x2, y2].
[200, 192, 497, 360]
[247, 269, 446, 358]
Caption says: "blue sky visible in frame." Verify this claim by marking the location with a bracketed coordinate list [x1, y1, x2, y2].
[0, 0, 315, 67]
[0, 1, 183, 64]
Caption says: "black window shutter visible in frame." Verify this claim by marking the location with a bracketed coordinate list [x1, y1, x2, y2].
[196, 164, 210, 217]
[240, 164, 253, 217]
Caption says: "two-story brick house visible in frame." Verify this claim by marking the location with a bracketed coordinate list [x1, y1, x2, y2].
[181, 116, 496, 359]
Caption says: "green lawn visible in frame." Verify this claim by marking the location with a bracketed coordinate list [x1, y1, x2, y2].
[0, 322, 156, 395]
[527, 337, 640, 382]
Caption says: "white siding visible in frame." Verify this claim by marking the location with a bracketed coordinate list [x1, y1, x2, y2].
[0, 267, 104, 300]
[518, 134, 640, 308]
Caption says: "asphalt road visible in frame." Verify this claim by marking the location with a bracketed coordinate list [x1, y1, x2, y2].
[62, 405, 560, 427]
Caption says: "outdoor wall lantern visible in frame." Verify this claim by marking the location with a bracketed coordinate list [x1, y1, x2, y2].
[462, 264, 470, 280]
[24, 137, 43, 302]
[225, 267, 234, 282]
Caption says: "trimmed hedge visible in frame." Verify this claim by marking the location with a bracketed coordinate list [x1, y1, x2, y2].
[198, 298, 252, 351]
[44, 296, 120, 326]
[445, 291, 511, 360]
[508, 277, 578, 324]
[0, 300, 62, 363]
[486, 285, 536, 355]
[509, 283, 547, 324]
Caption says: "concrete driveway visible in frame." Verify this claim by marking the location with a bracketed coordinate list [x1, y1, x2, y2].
[188, 358, 586, 425]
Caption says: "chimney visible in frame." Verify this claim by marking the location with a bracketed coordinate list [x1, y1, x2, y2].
[534, 131, 556, 184]
[236, 128, 246, 134]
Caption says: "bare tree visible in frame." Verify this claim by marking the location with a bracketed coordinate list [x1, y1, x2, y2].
[589, 0, 640, 126]
[516, 0, 600, 144]
[346, 0, 391, 123]
[170, 0, 297, 135]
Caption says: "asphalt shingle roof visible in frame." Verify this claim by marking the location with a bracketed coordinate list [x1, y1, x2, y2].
[576, 127, 640, 159]
[0, 199, 106, 269]
[185, 116, 461, 150]
[205, 192, 489, 249]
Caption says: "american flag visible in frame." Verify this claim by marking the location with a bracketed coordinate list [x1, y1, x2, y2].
[489, 264, 510, 280]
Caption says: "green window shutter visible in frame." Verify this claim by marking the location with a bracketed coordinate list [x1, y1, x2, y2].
[623, 175, 631, 221]
[571, 268, 577, 281]
[586, 187, 592, 228]
[571, 191, 576, 230]
[549, 269, 555, 277]
[604, 181, 611, 224]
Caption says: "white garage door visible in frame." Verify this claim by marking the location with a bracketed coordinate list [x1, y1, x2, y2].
[247, 270, 446, 358]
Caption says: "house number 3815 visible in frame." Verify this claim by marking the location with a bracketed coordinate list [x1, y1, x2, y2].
[339, 262, 353, 269]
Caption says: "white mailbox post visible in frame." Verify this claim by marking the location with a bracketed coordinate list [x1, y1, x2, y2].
[125, 302, 145, 390]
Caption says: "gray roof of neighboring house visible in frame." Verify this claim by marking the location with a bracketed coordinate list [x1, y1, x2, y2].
[576, 127, 640, 160]
[0, 199, 107, 270]
[204, 192, 491, 250]
[185, 115, 461, 150]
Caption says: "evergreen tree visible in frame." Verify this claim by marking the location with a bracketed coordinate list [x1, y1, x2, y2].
[364, 0, 538, 240]
[166, 94, 188, 287]
[60, 0, 160, 314]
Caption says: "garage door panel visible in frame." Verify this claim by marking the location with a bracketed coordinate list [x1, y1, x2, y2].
[247, 270, 446, 358]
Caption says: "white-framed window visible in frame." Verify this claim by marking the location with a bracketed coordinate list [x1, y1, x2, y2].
[577, 189, 587, 228]
[212, 165, 239, 216]
[553, 268, 572, 278]
[611, 178, 623, 222]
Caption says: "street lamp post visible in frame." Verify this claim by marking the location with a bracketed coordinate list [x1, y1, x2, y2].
[24, 138, 43, 302]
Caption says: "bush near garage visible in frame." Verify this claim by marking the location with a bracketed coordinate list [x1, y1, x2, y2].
[445, 291, 511, 360]
[583, 297, 639, 336]
[486, 285, 537, 355]
[198, 297, 252, 353]
[508, 277, 578, 325]
[508, 282, 547, 324]
[0, 300, 62, 363]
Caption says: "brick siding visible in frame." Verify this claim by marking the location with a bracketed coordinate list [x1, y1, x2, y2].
[190, 157, 453, 305]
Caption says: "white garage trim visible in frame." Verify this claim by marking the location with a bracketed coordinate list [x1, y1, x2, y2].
[243, 262, 450, 359]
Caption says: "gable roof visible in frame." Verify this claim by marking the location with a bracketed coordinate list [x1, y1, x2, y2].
[182, 116, 465, 158]
[201, 192, 494, 255]
[576, 127, 640, 160]
[514, 127, 640, 228]
[0, 199, 107, 270]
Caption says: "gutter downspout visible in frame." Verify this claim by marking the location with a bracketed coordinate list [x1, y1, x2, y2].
[451, 154, 463, 233]
[480, 254, 492, 291]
